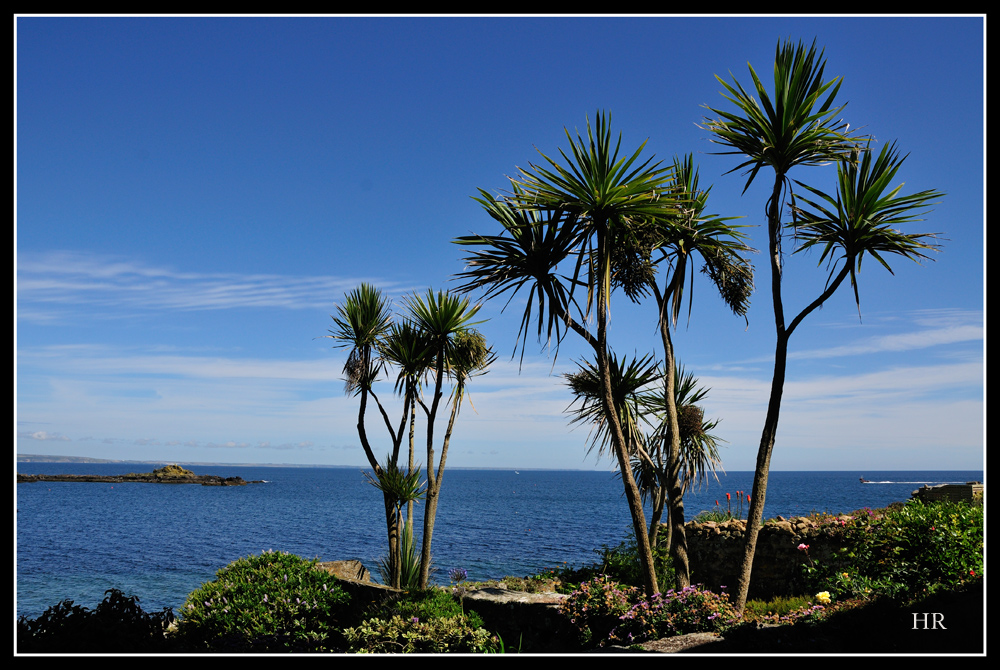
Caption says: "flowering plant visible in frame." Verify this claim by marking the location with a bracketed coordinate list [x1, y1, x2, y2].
[560, 578, 737, 648]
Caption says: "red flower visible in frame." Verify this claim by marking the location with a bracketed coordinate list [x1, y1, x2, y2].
[726, 493, 731, 501]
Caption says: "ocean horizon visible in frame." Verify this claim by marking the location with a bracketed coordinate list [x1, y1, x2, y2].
[16, 461, 983, 620]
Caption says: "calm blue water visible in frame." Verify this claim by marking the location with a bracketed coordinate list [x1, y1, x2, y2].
[15, 463, 981, 620]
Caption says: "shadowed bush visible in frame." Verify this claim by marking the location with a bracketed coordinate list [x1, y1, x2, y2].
[17, 588, 176, 653]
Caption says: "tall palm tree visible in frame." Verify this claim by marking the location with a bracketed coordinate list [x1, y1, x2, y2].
[376, 321, 433, 578]
[638, 154, 754, 587]
[327, 284, 407, 586]
[329, 286, 493, 590]
[702, 39, 941, 611]
[457, 112, 681, 596]
[403, 289, 491, 589]
[377, 322, 433, 536]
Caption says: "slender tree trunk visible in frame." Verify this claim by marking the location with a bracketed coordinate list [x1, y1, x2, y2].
[383, 495, 401, 589]
[417, 352, 447, 589]
[666, 450, 689, 588]
[648, 485, 666, 546]
[734, 174, 787, 612]
[651, 281, 690, 588]
[419, 486, 439, 589]
[661, 319, 690, 588]
[594, 225, 659, 597]
[406, 388, 417, 543]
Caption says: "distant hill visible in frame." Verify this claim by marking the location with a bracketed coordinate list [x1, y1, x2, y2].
[17, 454, 124, 463]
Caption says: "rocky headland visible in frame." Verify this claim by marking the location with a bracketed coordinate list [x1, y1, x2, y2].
[16, 464, 262, 486]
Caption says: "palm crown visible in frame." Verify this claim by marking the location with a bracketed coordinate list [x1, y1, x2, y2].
[702, 38, 860, 193]
[790, 140, 943, 316]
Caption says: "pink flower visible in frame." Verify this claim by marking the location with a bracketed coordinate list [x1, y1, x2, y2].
[797, 544, 809, 551]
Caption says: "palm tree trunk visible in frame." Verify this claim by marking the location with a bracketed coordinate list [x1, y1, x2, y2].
[666, 452, 689, 588]
[417, 352, 447, 589]
[652, 282, 690, 588]
[734, 174, 787, 612]
[384, 495, 401, 589]
[735, 331, 787, 610]
[406, 387, 417, 539]
[595, 226, 659, 597]
[648, 485, 666, 545]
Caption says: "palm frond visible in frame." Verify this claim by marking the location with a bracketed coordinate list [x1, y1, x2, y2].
[454, 187, 586, 364]
[790, 141, 943, 312]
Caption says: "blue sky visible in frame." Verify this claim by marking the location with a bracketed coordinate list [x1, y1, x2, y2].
[15, 15, 984, 471]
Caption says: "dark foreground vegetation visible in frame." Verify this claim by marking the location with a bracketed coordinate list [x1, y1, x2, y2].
[17, 499, 983, 654]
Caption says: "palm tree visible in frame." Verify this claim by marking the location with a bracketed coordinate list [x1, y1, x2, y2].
[702, 39, 942, 611]
[327, 284, 407, 586]
[329, 286, 493, 590]
[566, 358, 725, 560]
[638, 364, 725, 551]
[377, 322, 433, 540]
[637, 154, 754, 587]
[364, 455, 426, 589]
[403, 289, 492, 589]
[457, 112, 681, 596]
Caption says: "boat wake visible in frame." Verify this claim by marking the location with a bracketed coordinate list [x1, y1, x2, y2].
[863, 480, 967, 485]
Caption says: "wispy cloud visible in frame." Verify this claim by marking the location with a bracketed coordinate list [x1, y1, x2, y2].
[16, 251, 419, 317]
[726, 308, 983, 365]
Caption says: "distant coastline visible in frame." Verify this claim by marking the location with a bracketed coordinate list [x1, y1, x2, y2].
[14, 454, 608, 471]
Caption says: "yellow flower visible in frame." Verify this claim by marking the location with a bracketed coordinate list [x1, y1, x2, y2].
[842, 573, 850, 578]
[815, 591, 832, 605]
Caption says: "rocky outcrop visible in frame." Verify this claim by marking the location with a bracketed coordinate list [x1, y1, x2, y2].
[16, 464, 263, 486]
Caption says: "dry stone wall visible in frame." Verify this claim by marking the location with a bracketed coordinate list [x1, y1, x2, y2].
[682, 515, 854, 601]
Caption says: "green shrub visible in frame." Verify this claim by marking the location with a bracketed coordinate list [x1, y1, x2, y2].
[343, 615, 499, 653]
[371, 587, 485, 630]
[17, 588, 175, 653]
[173, 550, 351, 652]
[692, 509, 737, 523]
[805, 500, 984, 603]
[594, 530, 675, 590]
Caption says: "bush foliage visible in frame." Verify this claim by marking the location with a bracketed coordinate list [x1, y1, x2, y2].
[803, 499, 984, 603]
[17, 588, 175, 653]
[173, 550, 351, 652]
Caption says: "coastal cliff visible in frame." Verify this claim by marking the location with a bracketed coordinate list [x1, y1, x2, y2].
[17, 464, 261, 486]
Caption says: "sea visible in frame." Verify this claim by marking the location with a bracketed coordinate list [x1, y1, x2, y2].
[14, 462, 983, 620]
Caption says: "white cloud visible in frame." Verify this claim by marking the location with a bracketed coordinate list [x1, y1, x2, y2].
[16, 251, 420, 316]
[18, 430, 71, 441]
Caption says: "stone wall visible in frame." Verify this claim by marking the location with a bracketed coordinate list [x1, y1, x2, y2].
[682, 515, 853, 601]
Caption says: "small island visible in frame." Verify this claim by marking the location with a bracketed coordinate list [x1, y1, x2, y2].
[17, 464, 262, 486]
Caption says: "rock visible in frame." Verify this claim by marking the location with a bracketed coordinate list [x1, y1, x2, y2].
[315, 560, 371, 582]
[16, 465, 264, 486]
